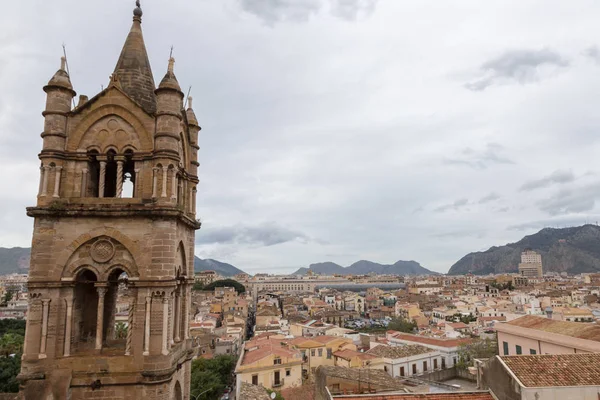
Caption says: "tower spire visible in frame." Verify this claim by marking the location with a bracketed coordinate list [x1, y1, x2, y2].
[133, 0, 143, 21]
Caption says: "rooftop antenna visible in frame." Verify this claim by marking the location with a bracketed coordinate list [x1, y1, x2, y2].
[184, 86, 192, 109]
[62, 43, 76, 108]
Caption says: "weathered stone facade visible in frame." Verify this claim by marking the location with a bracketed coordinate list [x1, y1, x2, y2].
[18, 3, 201, 399]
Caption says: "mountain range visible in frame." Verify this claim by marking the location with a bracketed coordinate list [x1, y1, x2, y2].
[448, 224, 600, 275]
[0, 247, 246, 277]
[292, 259, 434, 276]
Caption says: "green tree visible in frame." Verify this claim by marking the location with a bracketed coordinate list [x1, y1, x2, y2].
[203, 279, 246, 294]
[190, 355, 236, 400]
[192, 282, 205, 291]
[388, 317, 417, 333]
[456, 338, 498, 369]
[266, 389, 284, 400]
[0, 291, 14, 307]
[0, 355, 21, 393]
[0, 333, 24, 357]
[0, 320, 26, 337]
[115, 322, 127, 339]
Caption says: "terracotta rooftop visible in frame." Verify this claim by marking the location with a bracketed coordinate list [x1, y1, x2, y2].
[333, 349, 378, 362]
[367, 344, 435, 359]
[388, 332, 472, 348]
[504, 315, 600, 341]
[332, 393, 494, 400]
[500, 353, 600, 387]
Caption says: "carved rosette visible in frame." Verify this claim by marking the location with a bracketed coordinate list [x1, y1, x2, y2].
[91, 239, 115, 263]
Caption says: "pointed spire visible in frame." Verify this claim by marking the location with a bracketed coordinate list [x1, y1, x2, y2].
[158, 57, 182, 92]
[112, 0, 157, 114]
[186, 96, 199, 127]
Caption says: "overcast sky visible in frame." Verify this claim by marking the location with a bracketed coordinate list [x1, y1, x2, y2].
[2, 1, 600, 275]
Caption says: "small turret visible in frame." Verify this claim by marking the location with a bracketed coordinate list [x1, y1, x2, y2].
[41, 57, 75, 152]
[186, 97, 201, 178]
[154, 57, 184, 159]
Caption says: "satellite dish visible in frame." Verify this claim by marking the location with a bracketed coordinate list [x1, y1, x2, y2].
[271, 392, 277, 399]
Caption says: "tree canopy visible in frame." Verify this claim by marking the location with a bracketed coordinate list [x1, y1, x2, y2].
[202, 279, 246, 294]
[190, 355, 236, 399]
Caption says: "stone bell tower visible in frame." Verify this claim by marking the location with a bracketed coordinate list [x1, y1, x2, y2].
[18, 2, 201, 399]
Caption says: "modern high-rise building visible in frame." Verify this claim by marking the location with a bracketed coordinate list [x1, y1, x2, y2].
[18, 2, 201, 399]
[518, 250, 543, 278]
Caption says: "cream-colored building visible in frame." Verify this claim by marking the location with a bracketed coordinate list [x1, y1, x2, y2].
[495, 315, 600, 355]
[234, 334, 303, 397]
[518, 250, 543, 278]
[289, 335, 356, 375]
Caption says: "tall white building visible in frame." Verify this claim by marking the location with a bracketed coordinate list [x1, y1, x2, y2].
[518, 250, 543, 278]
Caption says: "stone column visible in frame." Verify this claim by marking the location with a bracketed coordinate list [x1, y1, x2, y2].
[183, 288, 189, 340]
[174, 290, 181, 342]
[134, 168, 141, 197]
[143, 296, 151, 356]
[171, 169, 178, 201]
[152, 168, 158, 198]
[41, 166, 50, 197]
[189, 187, 194, 213]
[64, 297, 73, 356]
[99, 161, 107, 198]
[52, 166, 62, 198]
[168, 293, 174, 346]
[192, 187, 197, 214]
[38, 166, 44, 196]
[81, 168, 88, 197]
[125, 300, 134, 356]
[116, 158, 124, 198]
[161, 167, 168, 198]
[39, 299, 50, 358]
[95, 287, 107, 350]
[162, 295, 169, 355]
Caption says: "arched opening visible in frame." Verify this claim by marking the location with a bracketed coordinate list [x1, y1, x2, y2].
[72, 269, 98, 353]
[104, 149, 118, 198]
[174, 381, 182, 400]
[122, 149, 135, 198]
[103, 268, 130, 352]
[87, 150, 100, 197]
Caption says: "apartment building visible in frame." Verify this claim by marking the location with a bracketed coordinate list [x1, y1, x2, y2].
[495, 315, 600, 355]
[366, 344, 441, 378]
[518, 250, 543, 278]
[386, 331, 472, 369]
[289, 335, 357, 375]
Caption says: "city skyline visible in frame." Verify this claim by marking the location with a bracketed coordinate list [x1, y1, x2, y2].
[3, 0, 600, 274]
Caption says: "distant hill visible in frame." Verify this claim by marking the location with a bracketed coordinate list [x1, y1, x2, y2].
[0, 247, 31, 275]
[292, 259, 433, 276]
[194, 257, 246, 277]
[0, 247, 246, 277]
[448, 224, 600, 275]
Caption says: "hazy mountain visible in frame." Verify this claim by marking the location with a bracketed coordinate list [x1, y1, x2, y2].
[292, 259, 433, 276]
[193, 257, 246, 277]
[0, 247, 247, 277]
[448, 224, 600, 275]
[0, 247, 31, 275]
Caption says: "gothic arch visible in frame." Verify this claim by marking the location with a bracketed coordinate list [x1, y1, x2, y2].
[174, 381, 182, 400]
[62, 252, 138, 281]
[68, 102, 153, 153]
[176, 241, 187, 276]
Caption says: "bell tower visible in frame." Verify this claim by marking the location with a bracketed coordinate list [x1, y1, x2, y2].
[18, 2, 201, 399]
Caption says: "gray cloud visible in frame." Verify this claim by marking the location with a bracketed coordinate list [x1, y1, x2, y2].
[465, 48, 569, 91]
[434, 198, 469, 213]
[508, 215, 600, 231]
[536, 183, 600, 216]
[479, 192, 501, 204]
[236, 0, 378, 24]
[584, 46, 600, 64]
[196, 222, 312, 247]
[444, 143, 513, 170]
[519, 170, 575, 191]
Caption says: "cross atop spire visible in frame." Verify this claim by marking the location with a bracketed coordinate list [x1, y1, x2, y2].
[133, 0, 143, 21]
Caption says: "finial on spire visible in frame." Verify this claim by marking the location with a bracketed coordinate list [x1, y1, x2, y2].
[187, 96, 193, 109]
[60, 56, 66, 71]
[168, 57, 175, 73]
[133, 0, 143, 20]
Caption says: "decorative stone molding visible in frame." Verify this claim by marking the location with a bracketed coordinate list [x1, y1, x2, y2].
[90, 239, 115, 263]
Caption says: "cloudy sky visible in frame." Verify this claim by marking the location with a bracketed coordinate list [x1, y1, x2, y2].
[2, 0, 600, 274]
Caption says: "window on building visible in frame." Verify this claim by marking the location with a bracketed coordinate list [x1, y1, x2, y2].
[311, 349, 316, 357]
[530, 349, 536, 354]
[412, 364, 417, 375]
[453, 357, 457, 366]
[434, 359, 438, 369]
[327, 348, 332, 359]
[441, 358, 446, 369]
[384, 366, 388, 372]
[286, 369, 291, 377]
[503, 341, 509, 355]
[516, 345, 522, 355]
[252, 375, 258, 385]
[274, 357, 282, 365]
[400, 366, 405, 376]
[423, 361, 427, 372]
[318, 348, 323, 357]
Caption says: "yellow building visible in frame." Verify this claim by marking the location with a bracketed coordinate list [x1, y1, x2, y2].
[333, 349, 382, 369]
[234, 334, 303, 397]
[289, 336, 356, 375]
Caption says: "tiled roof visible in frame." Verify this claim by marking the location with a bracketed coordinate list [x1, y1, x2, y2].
[500, 354, 600, 387]
[333, 394, 494, 400]
[239, 382, 270, 400]
[504, 315, 600, 341]
[389, 332, 473, 348]
[367, 344, 434, 359]
[333, 349, 378, 361]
